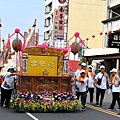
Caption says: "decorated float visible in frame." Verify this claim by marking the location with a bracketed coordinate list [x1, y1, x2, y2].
[10, 37, 83, 112]
[0, 20, 83, 112]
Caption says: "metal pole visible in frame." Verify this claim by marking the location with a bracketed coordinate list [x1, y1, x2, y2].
[16, 52, 18, 71]
[86, 40, 88, 49]
[0, 19, 1, 50]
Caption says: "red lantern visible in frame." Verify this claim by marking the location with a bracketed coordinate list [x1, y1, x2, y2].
[70, 41, 80, 55]
[58, 0, 66, 4]
[12, 38, 22, 52]
[86, 38, 89, 41]
[92, 35, 95, 38]
[108, 30, 112, 34]
[74, 32, 80, 38]
[99, 32, 103, 35]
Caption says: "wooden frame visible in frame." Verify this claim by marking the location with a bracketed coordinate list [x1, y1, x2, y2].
[18, 75, 72, 92]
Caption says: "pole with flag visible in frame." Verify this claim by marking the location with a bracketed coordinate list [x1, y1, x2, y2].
[0, 19, 2, 51]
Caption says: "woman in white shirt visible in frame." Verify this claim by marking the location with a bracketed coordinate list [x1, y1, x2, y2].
[1, 66, 18, 108]
[108, 68, 120, 110]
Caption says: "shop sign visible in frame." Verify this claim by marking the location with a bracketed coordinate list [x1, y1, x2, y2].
[108, 33, 120, 48]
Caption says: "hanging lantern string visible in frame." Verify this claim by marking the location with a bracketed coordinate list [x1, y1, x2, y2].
[67, 35, 75, 49]
[6, 32, 16, 48]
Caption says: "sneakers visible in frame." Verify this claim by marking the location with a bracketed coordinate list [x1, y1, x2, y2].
[116, 108, 120, 111]
[90, 102, 94, 105]
[107, 108, 113, 110]
[95, 103, 99, 107]
[81, 108, 85, 111]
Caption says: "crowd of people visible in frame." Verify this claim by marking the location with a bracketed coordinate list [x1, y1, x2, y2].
[0, 64, 120, 115]
[73, 62, 120, 112]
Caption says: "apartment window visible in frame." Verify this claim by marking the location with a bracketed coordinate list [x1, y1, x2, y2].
[110, 6, 120, 18]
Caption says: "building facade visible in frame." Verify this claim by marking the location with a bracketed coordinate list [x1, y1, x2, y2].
[44, 0, 68, 47]
[44, 0, 106, 48]
[68, 0, 106, 48]
[44, 0, 107, 72]
[84, 0, 120, 73]
[102, 0, 120, 47]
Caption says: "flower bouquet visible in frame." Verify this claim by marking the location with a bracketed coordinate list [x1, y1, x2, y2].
[10, 91, 83, 113]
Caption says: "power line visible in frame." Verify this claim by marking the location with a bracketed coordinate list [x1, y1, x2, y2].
[3, 21, 44, 27]
[3, 0, 44, 5]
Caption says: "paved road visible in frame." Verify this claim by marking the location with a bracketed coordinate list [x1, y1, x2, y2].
[0, 89, 120, 120]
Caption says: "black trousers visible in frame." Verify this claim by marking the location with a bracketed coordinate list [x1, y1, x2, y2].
[1, 87, 13, 108]
[109, 92, 120, 109]
[96, 87, 106, 105]
[76, 91, 87, 108]
[88, 88, 94, 103]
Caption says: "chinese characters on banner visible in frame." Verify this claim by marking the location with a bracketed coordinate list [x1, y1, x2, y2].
[22, 59, 28, 74]
[35, 33, 38, 46]
[57, 6, 65, 40]
[53, 9, 58, 41]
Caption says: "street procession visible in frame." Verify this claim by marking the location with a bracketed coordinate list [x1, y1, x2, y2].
[0, 0, 120, 120]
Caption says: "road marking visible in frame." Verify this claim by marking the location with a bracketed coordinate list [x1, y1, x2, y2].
[86, 104, 120, 118]
[26, 112, 39, 120]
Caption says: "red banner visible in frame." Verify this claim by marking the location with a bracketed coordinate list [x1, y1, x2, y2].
[57, 6, 65, 37]
[53, 9, 58, 41]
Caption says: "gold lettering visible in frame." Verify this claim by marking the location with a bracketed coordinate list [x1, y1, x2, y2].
[48, 62, 54, 68]
[31, 60, 37, 67]
[39, 61, 46, 67]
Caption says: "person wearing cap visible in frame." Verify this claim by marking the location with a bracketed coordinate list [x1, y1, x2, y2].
[87, 65, 95, 105]
[75, 62, 87, 78]
[94, 65, 109, 107]
[1, 66, 19, 108]
[76, 69, 89, 110]
[108, 68, 120, 110]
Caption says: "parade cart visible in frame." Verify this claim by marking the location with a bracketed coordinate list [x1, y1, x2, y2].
[18, 45, 72, 92]
[2, 27, 82, 112]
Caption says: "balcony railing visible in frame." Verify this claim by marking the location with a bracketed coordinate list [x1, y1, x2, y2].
[109, 0, 120, 8]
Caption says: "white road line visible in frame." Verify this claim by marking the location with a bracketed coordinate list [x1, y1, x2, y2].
[26, 112, 39, 120]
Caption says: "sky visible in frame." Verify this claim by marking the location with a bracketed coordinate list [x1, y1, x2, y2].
[0, 0, 45, 44]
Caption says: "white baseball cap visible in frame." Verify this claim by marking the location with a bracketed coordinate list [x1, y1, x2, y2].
[88, 65, 93, 69]
[80, 70, 85, 74]
[81, 62, 86, 67]
[100, 65, 105, 69]
[8, 66, 16, 71]
[110, 68, 117, 73]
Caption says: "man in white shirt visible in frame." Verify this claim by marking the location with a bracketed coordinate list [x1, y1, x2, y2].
[94, 65, 109, 107]
[76, 70, 88, 110]
[1, 66, 19, 108]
